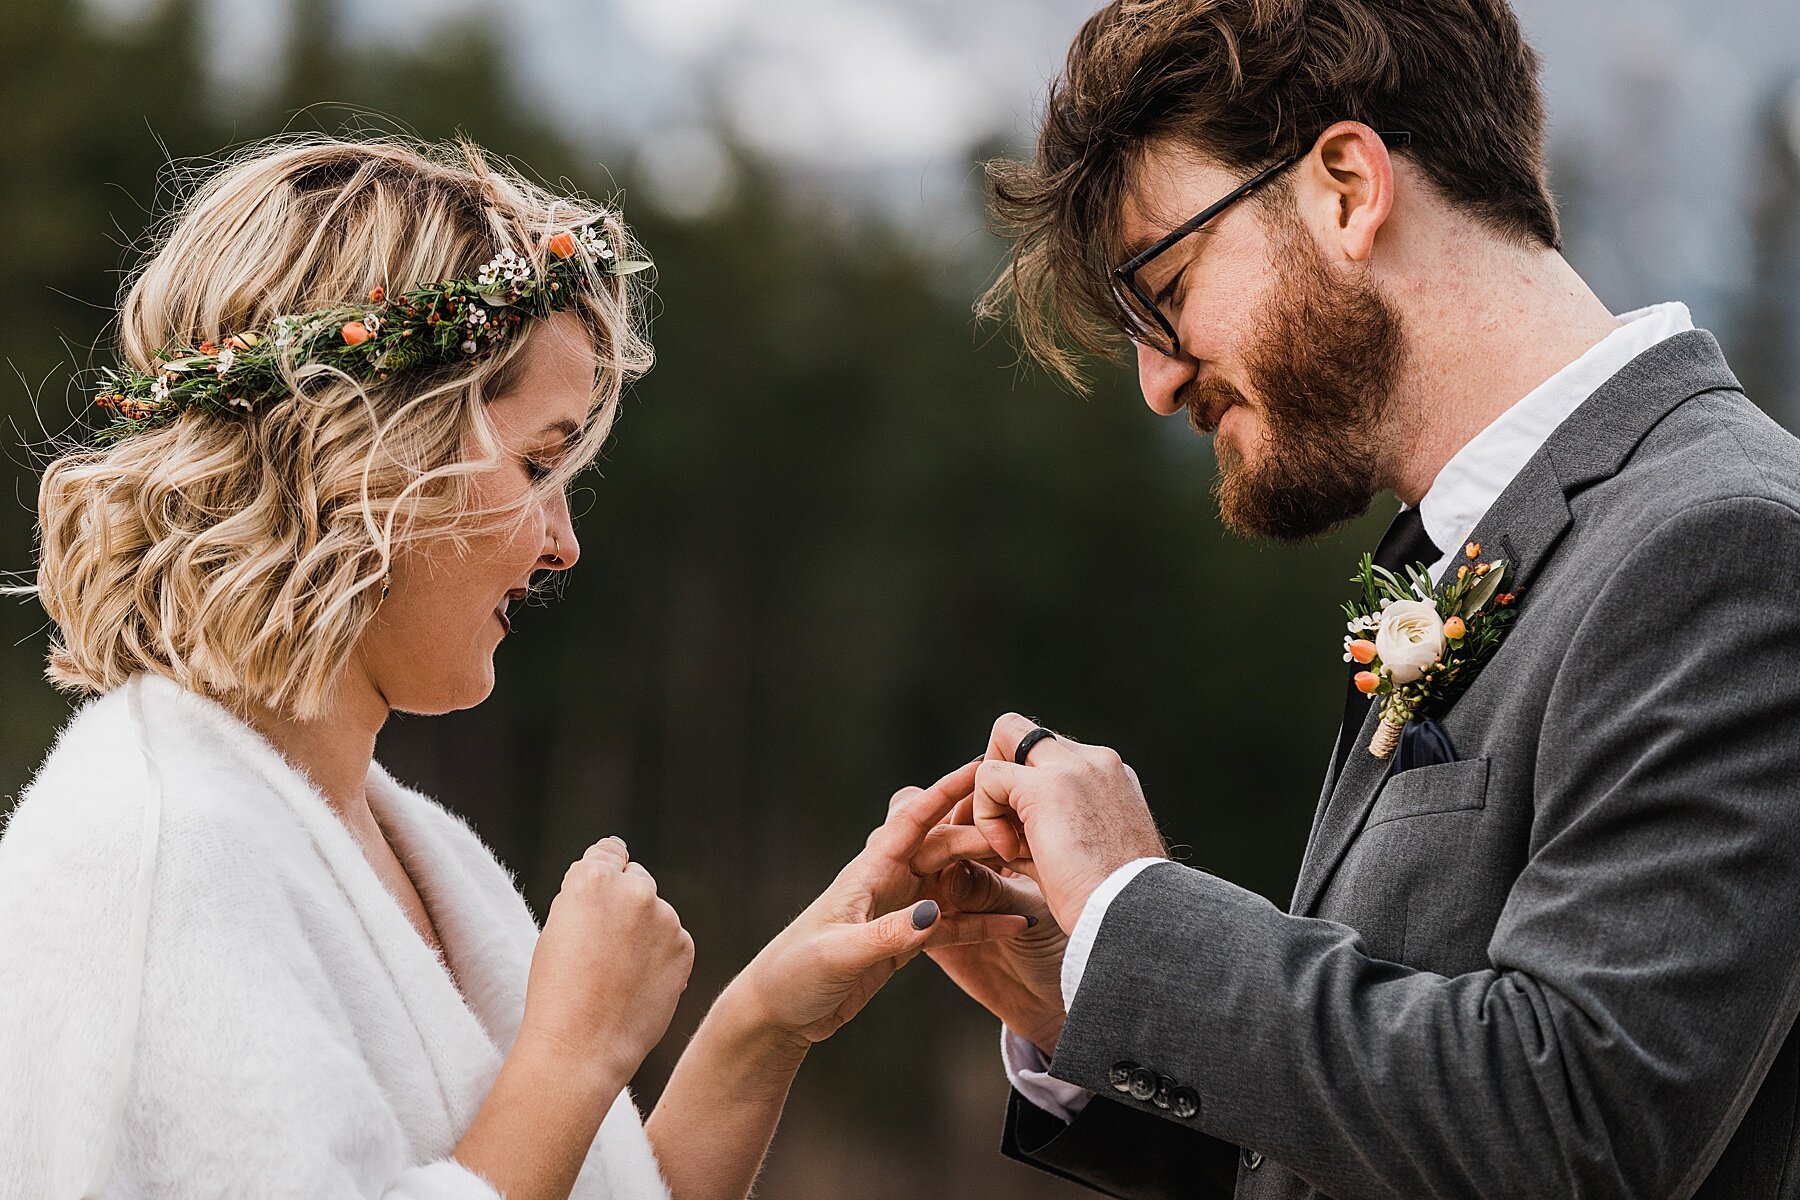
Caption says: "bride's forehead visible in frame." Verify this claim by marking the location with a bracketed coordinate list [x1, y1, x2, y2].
[489, 312, 598, 431]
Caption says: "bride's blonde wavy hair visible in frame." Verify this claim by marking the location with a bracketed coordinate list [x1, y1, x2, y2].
[27, 134, 652, 720]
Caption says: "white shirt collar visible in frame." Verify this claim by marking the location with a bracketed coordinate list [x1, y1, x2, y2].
[1413, 301, 1695, 580]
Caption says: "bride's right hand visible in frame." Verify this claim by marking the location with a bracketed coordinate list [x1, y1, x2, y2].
[519, 836, 694, 1083]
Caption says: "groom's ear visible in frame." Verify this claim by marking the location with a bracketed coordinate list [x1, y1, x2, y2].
[1295, 121, 1397, 266]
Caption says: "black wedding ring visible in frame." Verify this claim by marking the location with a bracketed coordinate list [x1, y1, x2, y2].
[1014, 726, 1057, 765]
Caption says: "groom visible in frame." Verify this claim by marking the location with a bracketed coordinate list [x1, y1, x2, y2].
[906, 1, 1800, 1197]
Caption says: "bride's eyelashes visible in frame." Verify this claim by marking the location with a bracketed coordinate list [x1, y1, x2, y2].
[521, 455, 553, 484]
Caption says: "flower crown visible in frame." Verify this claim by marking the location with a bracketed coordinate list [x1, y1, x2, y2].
[91, 222, 650, 444]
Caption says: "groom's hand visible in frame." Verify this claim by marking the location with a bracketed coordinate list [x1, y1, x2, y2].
[907, 794, 1071, 1056]
[972, 713, 1166, 934]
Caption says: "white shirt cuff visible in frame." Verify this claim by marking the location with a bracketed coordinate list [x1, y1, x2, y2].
[1001, 1025, 1091, 1122]
[1061, 857, 1167, 1011]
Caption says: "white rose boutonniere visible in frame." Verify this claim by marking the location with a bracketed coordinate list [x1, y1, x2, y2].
[1374, 599, 1445, 685]
[1340, 543, 1521, 759]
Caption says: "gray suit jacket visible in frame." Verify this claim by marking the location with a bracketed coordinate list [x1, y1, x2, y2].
[1004, 331, 1800, 1199]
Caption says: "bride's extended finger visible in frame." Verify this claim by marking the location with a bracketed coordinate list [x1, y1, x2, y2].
[917, 912, 1035, 950]
[867, 758, 981, 858]
[936, 859, 1052, 917]
[911, 823, 998, 875]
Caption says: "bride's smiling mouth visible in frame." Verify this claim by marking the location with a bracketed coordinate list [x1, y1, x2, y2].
[495, 585, 530, 635]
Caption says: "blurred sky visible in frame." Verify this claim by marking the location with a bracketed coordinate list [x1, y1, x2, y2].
[82, 0, 1800, 361]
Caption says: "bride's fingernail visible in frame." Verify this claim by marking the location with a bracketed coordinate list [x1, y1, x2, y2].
[911, 900, 940, 930]
[1024, 915, 1038, 929]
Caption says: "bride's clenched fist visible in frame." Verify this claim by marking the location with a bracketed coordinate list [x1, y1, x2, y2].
[520, 836, 694, 1083]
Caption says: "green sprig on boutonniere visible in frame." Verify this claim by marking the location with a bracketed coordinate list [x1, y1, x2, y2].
[1340, 542, 1520, 759]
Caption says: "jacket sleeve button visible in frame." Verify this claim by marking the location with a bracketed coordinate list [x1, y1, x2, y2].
[1170, 1086, 1200, 1119]
[1242, 1147, 1264, 1170]
[1152, 1075, 1174, 1110]
[1127, 1066, 1158, 1102]
[1108, 1060, 1139, 1093]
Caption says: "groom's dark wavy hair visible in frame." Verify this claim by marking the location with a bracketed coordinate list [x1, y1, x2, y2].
[982, 0, 1560, 389]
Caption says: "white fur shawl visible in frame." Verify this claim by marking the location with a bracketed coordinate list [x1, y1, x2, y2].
[0, 674, 670, 1200]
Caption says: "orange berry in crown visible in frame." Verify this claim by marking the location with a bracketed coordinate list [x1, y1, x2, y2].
[341, 320, 371, 346]
[368, 286, 385, 303]
[1354, 671, 1381, 695]
[546, 231, 577, 259]
[198, 340, 217, 355]
[224, 335, 247, 351]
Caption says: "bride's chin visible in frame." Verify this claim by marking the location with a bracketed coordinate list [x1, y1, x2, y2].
[382, 660, 499, 717]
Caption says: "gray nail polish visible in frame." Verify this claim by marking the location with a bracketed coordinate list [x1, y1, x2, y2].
[911, 900, 940, 930]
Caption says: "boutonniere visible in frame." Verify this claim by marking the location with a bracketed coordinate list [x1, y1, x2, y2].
[1341, 542, 1520, 759]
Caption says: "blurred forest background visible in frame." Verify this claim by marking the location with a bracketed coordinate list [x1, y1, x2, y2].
[3, 0, 1797, 1194]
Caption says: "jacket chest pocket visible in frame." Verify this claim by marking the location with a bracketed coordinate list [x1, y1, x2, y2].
[1364, 756, 1490, 829]
[1328, 756, 1501, 971]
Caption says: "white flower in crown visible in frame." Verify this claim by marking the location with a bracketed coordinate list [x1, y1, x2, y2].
[227, 395, 253, 411]
[213, 347, 235, 376]
[362, 313, 382, 334]
[150, 374, 172, 403]
[271, 315, 299, 349]
[575, 224, 616, 261]
[477, 248, 533, 289]
[467, 307, 489, 327]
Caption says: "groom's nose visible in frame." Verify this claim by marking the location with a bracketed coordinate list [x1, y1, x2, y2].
[1137, 340, 1196, 418]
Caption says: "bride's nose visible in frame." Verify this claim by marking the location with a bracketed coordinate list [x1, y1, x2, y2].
[541, 497, 579, 571]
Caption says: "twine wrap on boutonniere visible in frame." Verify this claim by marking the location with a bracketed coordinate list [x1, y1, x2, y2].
[1341, 542, 1520, 759]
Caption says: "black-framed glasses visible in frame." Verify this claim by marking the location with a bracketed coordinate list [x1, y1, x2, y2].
[1110, 130, 1414, 358]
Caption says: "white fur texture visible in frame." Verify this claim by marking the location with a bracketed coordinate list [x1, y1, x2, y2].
[0, 674, 670, 1200]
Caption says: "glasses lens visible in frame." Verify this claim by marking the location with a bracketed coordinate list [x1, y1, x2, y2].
[1110, 273, 1177, 356]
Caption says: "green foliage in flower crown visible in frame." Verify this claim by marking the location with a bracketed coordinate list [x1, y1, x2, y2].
[89, 223, 651, 445]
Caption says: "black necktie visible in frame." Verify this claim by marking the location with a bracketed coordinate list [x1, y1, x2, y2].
[1330, 507, 1442, 781]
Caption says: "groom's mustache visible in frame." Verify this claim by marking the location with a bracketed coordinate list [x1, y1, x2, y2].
[1185, 378, 1247, 438]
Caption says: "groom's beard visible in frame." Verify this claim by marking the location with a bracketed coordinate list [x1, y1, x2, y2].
[1198, 220, 1405, 542]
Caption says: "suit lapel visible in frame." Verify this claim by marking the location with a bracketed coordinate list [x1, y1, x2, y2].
[1289, 330, 1741, 918]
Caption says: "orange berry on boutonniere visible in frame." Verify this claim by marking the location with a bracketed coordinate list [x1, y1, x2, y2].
[547, 231, 577, 259]
[1474, 562, 1491, 576]
[368, 286, 385, 303]
[1457, 564, 1470, 581]
[341, 320, 371, 345]
[1347, 639, 1378, 664]
[1443, 615, 1466, 640]
[1354, 671, 1381, 695]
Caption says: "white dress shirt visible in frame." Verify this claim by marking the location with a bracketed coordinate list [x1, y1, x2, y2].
[1004, 301, 1697, 1122]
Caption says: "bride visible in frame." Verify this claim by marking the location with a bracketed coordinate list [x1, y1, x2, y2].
[0, 135, 1028, 1200]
